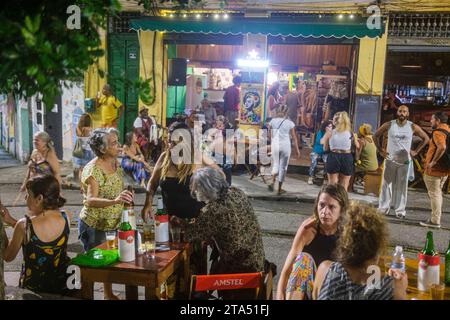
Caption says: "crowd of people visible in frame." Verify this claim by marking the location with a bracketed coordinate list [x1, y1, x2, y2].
[0, 80, 448, 301]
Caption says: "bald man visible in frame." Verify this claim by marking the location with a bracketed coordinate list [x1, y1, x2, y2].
[374, 105, 429, 218]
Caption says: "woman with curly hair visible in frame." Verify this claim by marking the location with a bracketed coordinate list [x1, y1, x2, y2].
[313, 202, 408, 300]
[277, 184, 348, 300]
[78, 128, 133, 300]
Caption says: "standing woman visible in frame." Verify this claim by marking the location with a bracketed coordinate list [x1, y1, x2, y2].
[73, 113, 94, 182]
[267, 82, 283, 120]
[268, 105, 301, 195]
[21, 131, 62, 191]
[321, 112, 359, 191]
[142, 121, 222, 221]
[78, 128, 133, 300]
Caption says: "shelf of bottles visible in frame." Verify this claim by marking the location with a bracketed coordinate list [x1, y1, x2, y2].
[384, 82, 446, 105]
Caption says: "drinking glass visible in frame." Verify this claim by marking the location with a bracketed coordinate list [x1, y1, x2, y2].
[143, 220, 156, 259]
[430, 283, 445, 300]
[105, 231, 117, 249]
[170, 224, 181, 243]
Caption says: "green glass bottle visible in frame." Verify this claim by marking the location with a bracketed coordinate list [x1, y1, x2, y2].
[445, 239, 450, 285]
[119, 210, 132, 232]
[422, 231, 437, 256]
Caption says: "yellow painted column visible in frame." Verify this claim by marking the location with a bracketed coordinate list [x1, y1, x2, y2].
[138, 31, 167, 127]
[83, 28, 107, 128]
[356, 33, 388, 95]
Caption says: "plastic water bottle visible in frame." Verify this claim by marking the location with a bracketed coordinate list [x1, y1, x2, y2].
[391, 246, 406, 273]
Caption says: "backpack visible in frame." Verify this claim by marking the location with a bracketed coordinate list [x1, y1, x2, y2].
[431, 128, 450, 168]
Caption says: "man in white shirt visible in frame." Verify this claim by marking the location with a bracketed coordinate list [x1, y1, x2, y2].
[133, 107, 158, 161]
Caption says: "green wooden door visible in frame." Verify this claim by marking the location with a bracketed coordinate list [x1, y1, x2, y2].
[108, 34, 140, 143]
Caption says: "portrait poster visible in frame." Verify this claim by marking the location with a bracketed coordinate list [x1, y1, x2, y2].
[239, 83, 263, 125]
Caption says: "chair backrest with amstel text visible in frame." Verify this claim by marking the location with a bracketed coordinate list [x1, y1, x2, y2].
[189, 271, 273, 300]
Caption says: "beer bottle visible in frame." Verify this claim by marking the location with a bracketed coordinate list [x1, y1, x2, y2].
[118, 207, 135, 262]
[445, 239, 450, 285]
[422, 231, 437, 256]
[155, 198, 169, 245]
[125, 185, 136, 230]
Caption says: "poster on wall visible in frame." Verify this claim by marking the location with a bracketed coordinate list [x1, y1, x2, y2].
[240, 83, 263, 125]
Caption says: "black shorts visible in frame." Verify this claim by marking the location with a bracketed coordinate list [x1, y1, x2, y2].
[326, 152, 354, 176]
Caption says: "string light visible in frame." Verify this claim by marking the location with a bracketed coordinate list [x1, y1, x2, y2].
[349, 14, 355, 19]
[169, 13, 174, 18]
[338, 14, 344, 19]
[214, 14, 220, 20]
[196, 13, 201, 19]
[223, 13, 229, 19]
[182, 14, 187, 18]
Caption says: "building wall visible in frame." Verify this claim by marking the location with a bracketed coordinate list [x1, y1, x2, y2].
[356, 34, 389, 96]
[61, 82, 85, 162]
[138, 30, 166, 126]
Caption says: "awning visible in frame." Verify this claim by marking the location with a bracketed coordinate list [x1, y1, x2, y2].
[130, 16, 385, 39]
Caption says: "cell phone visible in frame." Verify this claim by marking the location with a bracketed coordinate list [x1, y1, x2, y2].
[156, 244, 170, 252]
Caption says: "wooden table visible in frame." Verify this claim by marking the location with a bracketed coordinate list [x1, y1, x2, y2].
[78, 242, 192, 300]
[380, 256, 450, 300]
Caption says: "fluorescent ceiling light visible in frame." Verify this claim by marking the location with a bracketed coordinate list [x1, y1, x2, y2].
[401, 65, 422, 68]
[237, 59, 270, 68]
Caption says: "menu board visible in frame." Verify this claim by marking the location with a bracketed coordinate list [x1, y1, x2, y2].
[353, 95, 381, 132]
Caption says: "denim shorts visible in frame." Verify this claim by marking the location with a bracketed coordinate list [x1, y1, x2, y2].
[78, 219, 106, 252]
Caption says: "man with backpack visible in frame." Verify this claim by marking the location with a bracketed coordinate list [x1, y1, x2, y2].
[420, 111, 450, 228]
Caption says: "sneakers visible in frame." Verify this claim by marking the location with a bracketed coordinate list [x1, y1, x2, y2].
[307, 177, 314, 185]
[419, 219, 441, 228]
[395, 212, 406, 219]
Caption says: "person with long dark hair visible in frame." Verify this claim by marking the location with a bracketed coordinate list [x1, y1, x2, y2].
[277, 184, 349, 300]
[2, 175, 71, 295]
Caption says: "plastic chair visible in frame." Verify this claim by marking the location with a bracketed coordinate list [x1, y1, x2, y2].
[189, 271, 273, 300]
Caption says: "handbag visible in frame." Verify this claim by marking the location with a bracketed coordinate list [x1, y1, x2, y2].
[72, 138, 84, 158]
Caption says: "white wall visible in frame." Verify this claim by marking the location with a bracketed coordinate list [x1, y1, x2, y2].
[61, 81, 85, 161]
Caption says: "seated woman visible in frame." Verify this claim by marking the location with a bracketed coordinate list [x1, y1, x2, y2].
[121, 131, 151, 187]
[1, 175, 71, 295]
[350, 124, 379, 192]
[276, 184, 349, 300]
[313, 202, 408, 300]
[186, 167, 265, 299]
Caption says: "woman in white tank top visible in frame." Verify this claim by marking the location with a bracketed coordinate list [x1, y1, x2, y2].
[321, 112, 359, 191]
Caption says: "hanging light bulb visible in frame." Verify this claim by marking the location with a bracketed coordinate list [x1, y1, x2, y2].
[196, 13, 201, 19]
[214, 14, 220, 20]
[182, 13, 187, 18]
[349, 14, 355, 19]
[223, 13, 229, 19]
[338, 14, 344, 19]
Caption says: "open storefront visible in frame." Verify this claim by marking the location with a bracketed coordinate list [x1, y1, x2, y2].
[131, 14, 384, 167]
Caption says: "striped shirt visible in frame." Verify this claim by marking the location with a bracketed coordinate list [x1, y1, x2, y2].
[318, 262, 394, 300]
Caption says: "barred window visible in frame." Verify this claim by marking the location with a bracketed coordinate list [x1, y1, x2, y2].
[388, 13, 450, 38]
[108, 12, 142, 34]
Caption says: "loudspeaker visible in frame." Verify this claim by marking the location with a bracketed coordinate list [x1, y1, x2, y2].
[168, 58, 187, 86]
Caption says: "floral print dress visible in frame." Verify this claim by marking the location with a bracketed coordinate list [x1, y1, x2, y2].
[20, 212, 70, 295]
[79, 162, 124, 231]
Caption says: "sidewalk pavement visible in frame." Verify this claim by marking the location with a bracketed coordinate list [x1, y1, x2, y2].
[1, 160, 448, 214]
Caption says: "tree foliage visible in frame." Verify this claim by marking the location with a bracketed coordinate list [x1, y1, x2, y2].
[0, 0, 121, 107]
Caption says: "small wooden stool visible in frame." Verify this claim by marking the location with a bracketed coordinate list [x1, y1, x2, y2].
[363, 168, 383, 196]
